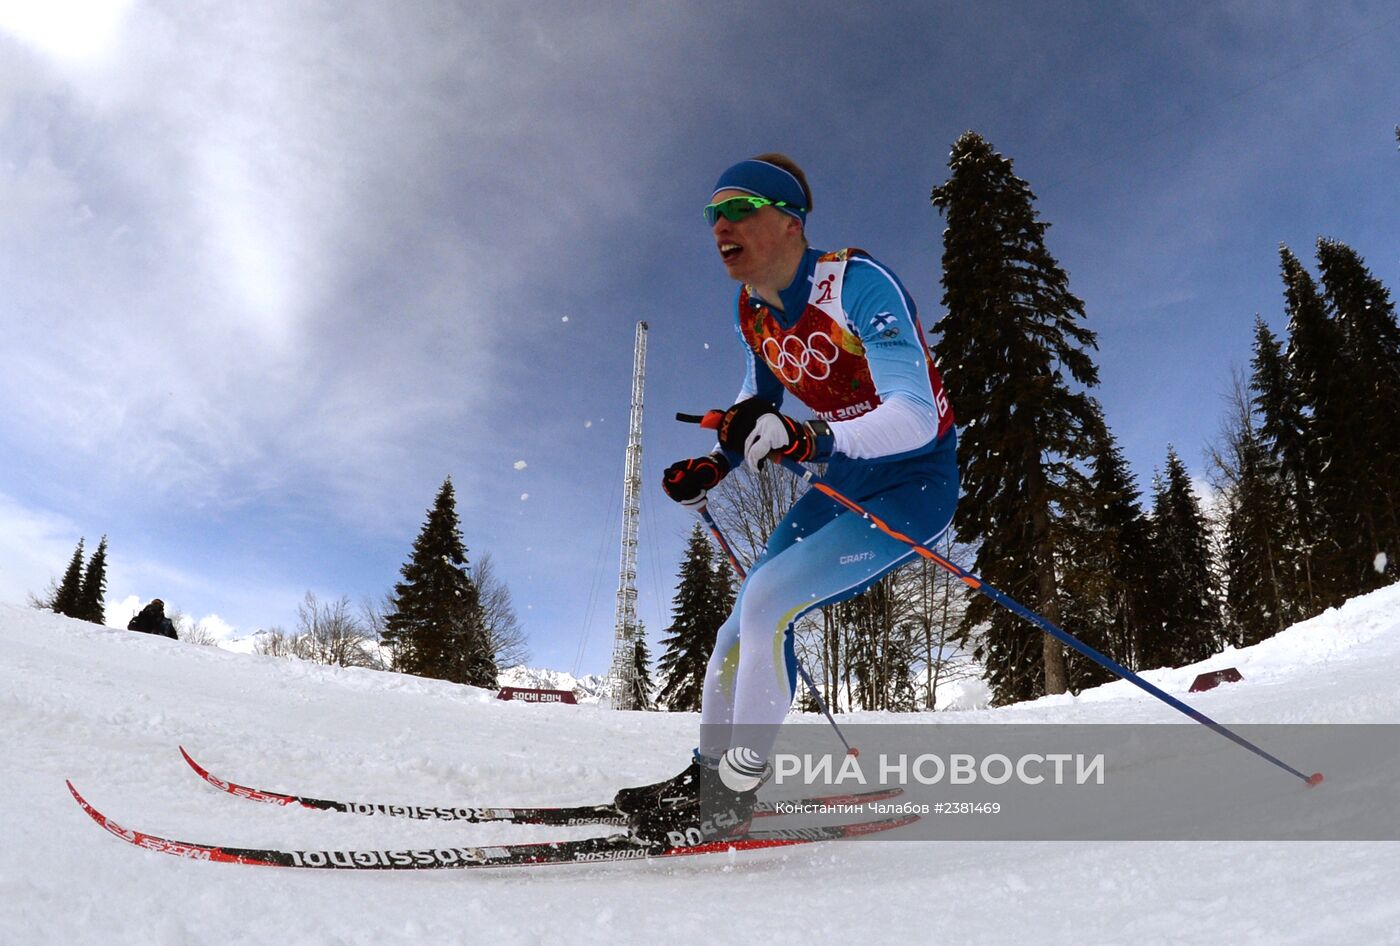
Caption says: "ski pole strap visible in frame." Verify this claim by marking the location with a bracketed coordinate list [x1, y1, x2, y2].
[677, 410, 725, 429]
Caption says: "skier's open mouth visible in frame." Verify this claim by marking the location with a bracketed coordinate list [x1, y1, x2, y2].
[720, 243, 743, 261]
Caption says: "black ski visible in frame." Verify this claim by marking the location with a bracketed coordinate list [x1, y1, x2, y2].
[179, 746, 903, 825]
[69, 780, 918, 870]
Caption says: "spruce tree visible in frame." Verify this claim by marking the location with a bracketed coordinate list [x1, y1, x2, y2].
[931, 131, 1102, 703]
[629, 630, 654, 711]
[1058, 415, 1154, 684]
[1139, 449, 1224, 669]
[1281, 245, 1351, 605]
[1250, 317, 1320, 615]
[76, 536, 109, 625]
[51, 539, 86, 618]
[383, 478, 496, 687]
[656, 524, 730, 711]
[1222, 425, 1292, 646]
[1315, 238, 1400, 586]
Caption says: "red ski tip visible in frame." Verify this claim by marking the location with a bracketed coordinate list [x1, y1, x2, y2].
[847, 747, 860, 758]
[1306, 772, 1325, 787]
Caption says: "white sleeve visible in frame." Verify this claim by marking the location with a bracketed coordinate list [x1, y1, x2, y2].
[831, 393, 939, 459]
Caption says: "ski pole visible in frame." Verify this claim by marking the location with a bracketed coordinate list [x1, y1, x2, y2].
[678, 410, 1322, 787]
[780, 456, 1323, 787]
[693, 503, 858, 757]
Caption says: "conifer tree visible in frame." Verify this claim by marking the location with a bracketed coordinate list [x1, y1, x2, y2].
[629, 630, 654, 711]
[383, 478, 496, 687]
[1315, 238, 1400, 585]
[51, 539, 86, 618]
[1138, 449, 1224, 669]
[656, 524, 731, 711]
[1281, 245, 1351, 605]
[1058, 415, 1154, 684]
[1222, 424, 1292, 646]
[1250, 317, 1320, 614]
[76, 536, 109, 625]
[931, 131, 1102, 703]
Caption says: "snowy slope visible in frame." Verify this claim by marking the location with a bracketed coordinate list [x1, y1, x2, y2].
[4, 587, 1400, 946]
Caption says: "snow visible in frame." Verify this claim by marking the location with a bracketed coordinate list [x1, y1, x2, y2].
[5, 586, 1400, 945]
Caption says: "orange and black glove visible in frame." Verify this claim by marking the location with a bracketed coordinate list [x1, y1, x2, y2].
[662, 454, 732, 509]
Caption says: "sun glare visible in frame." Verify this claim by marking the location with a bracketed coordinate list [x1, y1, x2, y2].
[0, 0, 133, 65]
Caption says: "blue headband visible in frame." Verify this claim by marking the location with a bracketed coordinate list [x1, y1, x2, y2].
[712, 159, 808, 224]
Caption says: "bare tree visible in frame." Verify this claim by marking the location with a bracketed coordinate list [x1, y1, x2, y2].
[26, 579, 59, 611]
[707, 461, 811, 570]
[253, 627, 297, 658]
[895, 542, 981, 710]
[177, 617, 221, 647]
[293, 592, 385, 669]
[471, 553, 529, 669]
[360, 593, 391, 638]
[358, 593, 396, 670]
[253, 594, 384, 669]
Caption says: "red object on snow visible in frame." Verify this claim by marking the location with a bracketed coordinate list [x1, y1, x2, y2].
[1188, 668, 1243, 693]
[496, 687, 577, 704]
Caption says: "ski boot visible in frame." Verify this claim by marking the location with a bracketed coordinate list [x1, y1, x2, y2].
[627, 748, 771, 850]
[613, 750, 717, 815]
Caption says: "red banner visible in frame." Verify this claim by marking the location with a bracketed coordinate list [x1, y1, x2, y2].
[1189, 668, 1243, 693]
[496, 687, 577, 704]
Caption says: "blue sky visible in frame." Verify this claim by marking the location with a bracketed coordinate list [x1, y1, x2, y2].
[1, 0, 1396, 672]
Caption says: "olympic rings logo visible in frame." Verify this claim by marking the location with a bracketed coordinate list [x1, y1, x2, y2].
[762, 331, 839, 383]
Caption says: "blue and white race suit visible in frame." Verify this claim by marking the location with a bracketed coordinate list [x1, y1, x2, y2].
[699, 246, 959, 762]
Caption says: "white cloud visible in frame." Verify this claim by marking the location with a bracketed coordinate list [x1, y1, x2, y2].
[0, 0, 524, 519]
[0, 0, 708, 536]
[0, 0, 134, 67]
[184, 612, 238, 642]
[514, 460, 528, 471]
[106, 594, 141, 630]
[0, 492, 79, 607]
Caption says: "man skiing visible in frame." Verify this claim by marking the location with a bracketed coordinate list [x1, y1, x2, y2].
[619, 154, 959, 848]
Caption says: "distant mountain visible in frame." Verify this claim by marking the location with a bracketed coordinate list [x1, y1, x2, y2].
[499, 666, 609, 703]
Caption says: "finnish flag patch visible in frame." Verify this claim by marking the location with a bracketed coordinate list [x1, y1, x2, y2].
[870, 311, 900, 338]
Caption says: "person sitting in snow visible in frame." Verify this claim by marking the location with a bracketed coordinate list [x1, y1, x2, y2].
[128, 599, 178, 640]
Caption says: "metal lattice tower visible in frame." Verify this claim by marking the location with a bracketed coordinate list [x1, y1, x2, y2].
[608, 321, 648, 710]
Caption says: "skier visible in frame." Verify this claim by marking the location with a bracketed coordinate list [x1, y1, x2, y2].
[620, 154, 959, 847]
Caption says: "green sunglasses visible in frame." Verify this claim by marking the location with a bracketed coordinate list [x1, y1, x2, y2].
[703, 195, 804, 226]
